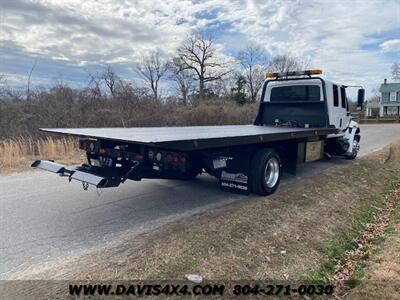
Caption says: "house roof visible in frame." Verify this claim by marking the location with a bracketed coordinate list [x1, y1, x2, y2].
[380, 82, 400, 93]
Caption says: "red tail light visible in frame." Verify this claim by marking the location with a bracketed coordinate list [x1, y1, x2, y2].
[135, 154, 144, 161]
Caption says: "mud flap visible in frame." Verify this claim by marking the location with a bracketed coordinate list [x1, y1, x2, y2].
[219, 171, 250, 195]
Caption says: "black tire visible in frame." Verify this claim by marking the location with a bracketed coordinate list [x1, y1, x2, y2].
[250, 148, 282, 196]
[345, 135, 360, 160]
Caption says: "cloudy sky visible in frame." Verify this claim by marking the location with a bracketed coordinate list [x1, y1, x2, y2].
[1, 0, 399, 95]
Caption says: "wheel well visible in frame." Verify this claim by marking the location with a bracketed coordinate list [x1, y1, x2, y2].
[200, 141, 298, 178]
[248, 141, 298, 175]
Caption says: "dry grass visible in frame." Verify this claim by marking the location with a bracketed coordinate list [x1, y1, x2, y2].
[344, 202, 400, 300]
[329, 185, 400, 297]
[0, 137, 82, 174]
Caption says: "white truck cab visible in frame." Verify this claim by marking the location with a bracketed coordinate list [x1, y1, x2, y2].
[260, 70, 364, 159]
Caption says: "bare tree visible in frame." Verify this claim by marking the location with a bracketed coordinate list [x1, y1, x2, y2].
[27, 59, 37, 101]
[101, 65, 122, 97]
[0, 74, 6, 88]
[0, 74, 8, 99]
[237, 45, 267, 102]
[268, 54, 308, 72]
[177, 35, 231, 98]
[167, 57, 195, 105]
[135, 51, 167, 100]
[391, 62, 400, 81]
[86, 71, 102, 98]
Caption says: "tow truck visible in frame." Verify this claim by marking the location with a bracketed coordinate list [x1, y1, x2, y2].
[32, 70, 365, 195]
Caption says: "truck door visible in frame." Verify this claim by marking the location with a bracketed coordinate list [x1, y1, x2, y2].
[332, 84, 342, 128]
[340, 86, 351, 129]
[329, 84, 350, 130]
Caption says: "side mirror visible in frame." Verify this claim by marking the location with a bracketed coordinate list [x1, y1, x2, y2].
[357, 89, 365, 108]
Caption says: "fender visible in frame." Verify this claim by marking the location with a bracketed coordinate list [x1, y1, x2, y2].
[343, 120, 360, 154]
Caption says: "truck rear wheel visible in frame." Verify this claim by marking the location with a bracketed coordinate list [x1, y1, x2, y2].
[250, 148, 281, 196]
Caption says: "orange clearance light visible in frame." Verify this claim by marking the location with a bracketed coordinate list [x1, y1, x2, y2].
[266, 72, 279, 78]
[266, 69, 322, 78]
[304, 69, 322, 75]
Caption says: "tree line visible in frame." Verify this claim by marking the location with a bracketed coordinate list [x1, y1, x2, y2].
[1, 35, 307, 105]
[0, 35, 308, 138]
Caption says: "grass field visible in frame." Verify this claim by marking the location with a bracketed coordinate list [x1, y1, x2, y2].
[0, 137, 82, 174]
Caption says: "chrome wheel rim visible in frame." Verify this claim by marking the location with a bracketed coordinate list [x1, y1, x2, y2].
[353, 140, 360, 155]
[264, 157, 280, 188]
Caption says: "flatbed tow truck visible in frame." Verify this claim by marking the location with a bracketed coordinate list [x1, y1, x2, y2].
[32, 70, 365, 195]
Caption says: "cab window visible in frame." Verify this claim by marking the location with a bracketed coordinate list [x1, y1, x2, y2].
[340, 86, 347, 109]
[270, 85, 320, 102]
[333, 85, 339, 107]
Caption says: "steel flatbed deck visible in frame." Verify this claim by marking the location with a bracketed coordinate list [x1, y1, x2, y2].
[41, 125, 338, 151]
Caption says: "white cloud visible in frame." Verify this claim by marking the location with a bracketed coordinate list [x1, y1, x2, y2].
[1, 0, 202, 65]
[380, 39, 400, 52]
[1, 0, 399, 94]
[211, 0, 400, 92]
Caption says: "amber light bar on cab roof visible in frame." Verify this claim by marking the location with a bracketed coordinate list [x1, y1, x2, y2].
[266, 69, 322, 78]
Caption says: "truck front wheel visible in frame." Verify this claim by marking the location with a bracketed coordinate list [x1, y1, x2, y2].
[250, 148, 281, 196]
[345, 135, 360, 160]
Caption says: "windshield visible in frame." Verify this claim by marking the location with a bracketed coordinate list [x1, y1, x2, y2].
[270, 85, 321, 102]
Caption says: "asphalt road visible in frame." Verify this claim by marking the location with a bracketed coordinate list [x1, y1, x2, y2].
[1, 124, 400, 279]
